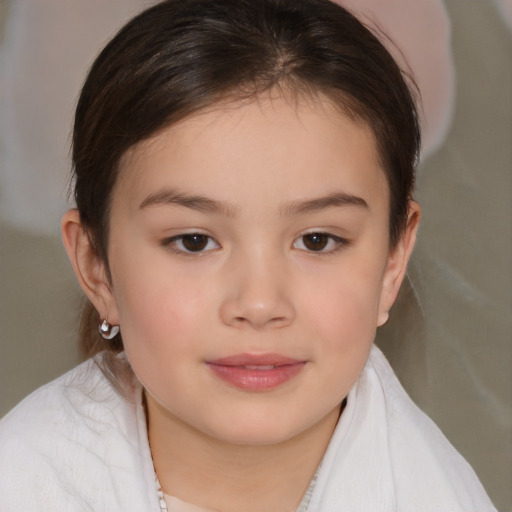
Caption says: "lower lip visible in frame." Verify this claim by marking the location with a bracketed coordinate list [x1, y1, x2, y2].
[206, 362, 306, 391]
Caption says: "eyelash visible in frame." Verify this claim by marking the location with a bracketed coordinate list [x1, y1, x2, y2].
[161, 232, 349, 256]
[161, 233, 220, 255]
[292, 232, 349, 254]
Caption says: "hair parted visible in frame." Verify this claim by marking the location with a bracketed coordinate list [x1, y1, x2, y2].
[72, 0, 421, 361]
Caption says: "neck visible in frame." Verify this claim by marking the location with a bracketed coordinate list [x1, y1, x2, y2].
[146, 395, 342, 512]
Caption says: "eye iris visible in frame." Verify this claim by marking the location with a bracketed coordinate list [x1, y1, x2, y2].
[303, 233, 328, 251]
[182, 234, 208, 252]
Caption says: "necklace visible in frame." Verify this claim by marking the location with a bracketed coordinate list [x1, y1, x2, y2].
[156, 476, 168, 512]
[155, 470, 318, 512]
[297, 469, 318, 512]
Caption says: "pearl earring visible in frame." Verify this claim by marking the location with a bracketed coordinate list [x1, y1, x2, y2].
[98, 319, 120, 340]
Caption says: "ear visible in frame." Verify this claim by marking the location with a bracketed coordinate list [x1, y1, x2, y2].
[377, 201, 421, 326]
[61, 209, 119, 325]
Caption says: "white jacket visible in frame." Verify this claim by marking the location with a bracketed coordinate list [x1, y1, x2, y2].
[0, 346, 496, 511]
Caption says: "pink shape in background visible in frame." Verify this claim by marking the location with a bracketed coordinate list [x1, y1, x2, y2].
[337, 0, 456, 160]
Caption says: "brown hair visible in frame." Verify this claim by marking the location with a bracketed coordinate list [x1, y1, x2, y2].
[72, 0, 420, 361]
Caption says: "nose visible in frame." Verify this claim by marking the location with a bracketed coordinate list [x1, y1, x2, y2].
[219, 252, 295, 330]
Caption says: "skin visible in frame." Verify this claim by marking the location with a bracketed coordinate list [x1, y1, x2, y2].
[62, 94, 420, 512]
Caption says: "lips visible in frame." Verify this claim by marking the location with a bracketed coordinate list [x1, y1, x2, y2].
[206, 353, 307, 391]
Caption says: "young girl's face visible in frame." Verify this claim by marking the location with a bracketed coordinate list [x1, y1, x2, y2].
[91, 94, 417, 445]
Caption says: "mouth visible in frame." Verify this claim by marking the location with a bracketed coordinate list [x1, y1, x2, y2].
[206, 354, 307, 391]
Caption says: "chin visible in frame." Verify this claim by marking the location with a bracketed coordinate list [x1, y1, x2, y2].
[202, 405, 335, 448]
[213, 423, 303, 447]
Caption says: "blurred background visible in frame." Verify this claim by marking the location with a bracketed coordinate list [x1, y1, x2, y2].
[0, 0, 510, 509]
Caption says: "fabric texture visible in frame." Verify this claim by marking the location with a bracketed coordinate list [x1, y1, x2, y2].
[0, 346, 496, 512]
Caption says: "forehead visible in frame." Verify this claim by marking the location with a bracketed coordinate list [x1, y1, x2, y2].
[114, 94, 389, 215]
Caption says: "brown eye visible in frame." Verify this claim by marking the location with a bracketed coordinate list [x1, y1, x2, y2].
[181, 234, 209, 251]
[292, 232, 346, 253]
[302, 233, 329, 251]
[165, 233, 219, 253]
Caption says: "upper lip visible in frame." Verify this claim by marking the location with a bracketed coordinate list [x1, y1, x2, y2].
[206, 353, 305, 367]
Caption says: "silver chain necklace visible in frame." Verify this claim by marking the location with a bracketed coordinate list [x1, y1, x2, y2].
[156, 476, 168, 512]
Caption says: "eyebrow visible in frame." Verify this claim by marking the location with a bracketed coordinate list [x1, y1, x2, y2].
[139, 188, 237, 216]
[281, 192, 368, 216]
[139, 188, 368, 217]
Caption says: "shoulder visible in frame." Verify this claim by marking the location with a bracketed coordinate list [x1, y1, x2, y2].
[310, 345, 497, 512]
[1, 355, 130, 441]
[366, 346, 496, 510]
[0, 354, 158, 511]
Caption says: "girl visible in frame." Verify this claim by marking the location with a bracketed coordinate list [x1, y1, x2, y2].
[0, 0, 497, 510]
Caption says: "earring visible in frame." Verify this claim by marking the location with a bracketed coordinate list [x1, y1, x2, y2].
[378, 311, 390, 327]
[99, 319, 120, 340]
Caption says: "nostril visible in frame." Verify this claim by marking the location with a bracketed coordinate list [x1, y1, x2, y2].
[269, 316, 288, 327]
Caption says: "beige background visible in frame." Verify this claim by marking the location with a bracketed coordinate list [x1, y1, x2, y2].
[0, 1, 511, 510]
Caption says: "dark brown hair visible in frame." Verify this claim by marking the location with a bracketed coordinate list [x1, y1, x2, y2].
[72, 0, 421, 360]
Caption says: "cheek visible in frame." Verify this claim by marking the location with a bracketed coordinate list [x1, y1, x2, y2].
[308, 287, 379, 361]
[297, 257, 387, 403]
[112, 267, 216, 404]
[299, 259, 385, 348]
[111, 252, 213, 357]
[302, 273, 382, 400]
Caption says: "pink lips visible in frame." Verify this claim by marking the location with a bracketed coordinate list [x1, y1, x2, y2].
[206, 353, 306, 391]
